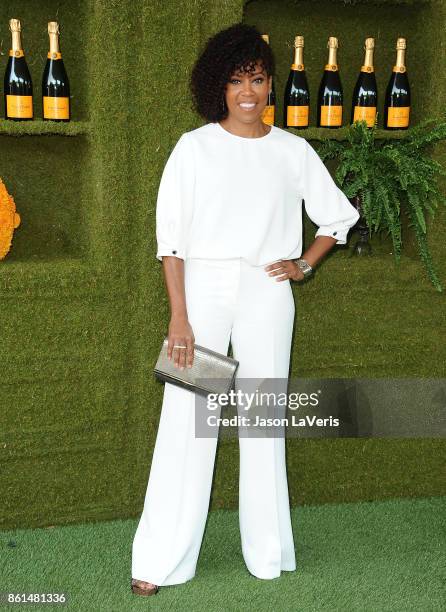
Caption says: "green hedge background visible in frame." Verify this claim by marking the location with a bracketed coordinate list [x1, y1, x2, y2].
[0, 0, 444, 530]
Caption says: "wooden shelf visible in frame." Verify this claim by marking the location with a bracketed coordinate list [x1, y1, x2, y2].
[0, 120, 92, 137]
[284, 126, 409, 141]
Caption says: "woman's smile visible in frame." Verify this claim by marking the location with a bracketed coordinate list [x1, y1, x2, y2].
[239, 102, 257, 110]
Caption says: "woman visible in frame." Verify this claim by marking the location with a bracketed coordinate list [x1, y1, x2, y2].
[131, 23, 359, 596]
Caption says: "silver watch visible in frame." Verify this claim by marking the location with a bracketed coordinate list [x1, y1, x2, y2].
[293, 257, 313, 278]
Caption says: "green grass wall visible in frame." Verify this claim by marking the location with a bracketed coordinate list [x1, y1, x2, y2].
[0, 0, 444, 530]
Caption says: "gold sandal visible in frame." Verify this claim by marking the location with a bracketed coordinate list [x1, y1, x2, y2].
[131, 578, 159, 596]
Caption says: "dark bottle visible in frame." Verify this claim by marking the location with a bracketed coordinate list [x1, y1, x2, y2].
[4, 18, 33, 121]
[351, 37, 378, 128]
[384, 38, 410, 130]
[261, 34, 276, 126]
[317, 36, 343, 128]
[42, 21, 70, 121]
[284, 35, 310, 129]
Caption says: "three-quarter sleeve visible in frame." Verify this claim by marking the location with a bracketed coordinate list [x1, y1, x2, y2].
[155, 132, 195, 261]
[299, 140, 360, 245]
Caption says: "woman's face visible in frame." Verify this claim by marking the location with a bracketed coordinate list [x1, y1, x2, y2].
[223, 61, 272, 123]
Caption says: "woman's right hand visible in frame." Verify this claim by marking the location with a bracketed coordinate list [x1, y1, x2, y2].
[167, 314, 195, 369]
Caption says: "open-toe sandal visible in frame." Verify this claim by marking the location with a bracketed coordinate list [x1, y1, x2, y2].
[131, 578, 159, 596]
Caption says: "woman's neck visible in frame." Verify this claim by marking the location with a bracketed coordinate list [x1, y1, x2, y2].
[218, 117, 271, 139]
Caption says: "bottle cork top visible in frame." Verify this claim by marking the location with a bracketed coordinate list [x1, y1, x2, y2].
[294, 35, 304, 47]
[328, 36, 338, 48]
[261, 34, 269, 44]
[9, 18, 21, 32]
[364, 37, 375, 49]
[396, 37, 406, 49]
[48, 21, 60, 34]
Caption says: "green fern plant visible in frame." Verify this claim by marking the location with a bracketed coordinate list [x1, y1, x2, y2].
[316, 118, 446, 292]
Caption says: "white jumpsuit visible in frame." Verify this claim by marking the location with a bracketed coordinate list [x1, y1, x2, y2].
[131, 122, 359, 585]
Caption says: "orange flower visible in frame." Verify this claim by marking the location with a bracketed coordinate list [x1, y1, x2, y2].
[0, 178, 21, 260]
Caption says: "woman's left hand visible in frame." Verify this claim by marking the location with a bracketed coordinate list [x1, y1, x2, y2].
[264, 260, 305, 282]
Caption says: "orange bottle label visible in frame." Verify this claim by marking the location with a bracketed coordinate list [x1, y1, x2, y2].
[43, 96, 70, 119]
[353, 106, 376, 127]
[324, 64, 339, 71]
[320, 105, 342, 126]
[47, 51, 63, 60]
[360, 66, 374, 73]
[387, 106, 410, 128]
[9, 49, 25, 58]
[6, 94, 33, 118]
[262, 105, 275, 125]
[287, 105, 309, 127]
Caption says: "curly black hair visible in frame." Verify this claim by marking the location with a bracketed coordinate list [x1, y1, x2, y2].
[190, 23, 275, 123]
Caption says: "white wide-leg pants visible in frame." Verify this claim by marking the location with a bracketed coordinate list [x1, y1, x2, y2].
[132, 257, 297, 585]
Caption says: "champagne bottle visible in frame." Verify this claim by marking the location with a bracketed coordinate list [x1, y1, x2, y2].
[351, 37, 378, 128]
[284, 35, 310, 129]
[4, 19, 33, 121]
[384, 38, 410, 130]
[261, 34, 276, 126]
[317, 37, 343, 128]
[42, 21, 70, 121]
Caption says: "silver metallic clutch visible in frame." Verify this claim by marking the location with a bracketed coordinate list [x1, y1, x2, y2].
[154, 337, 239, 396]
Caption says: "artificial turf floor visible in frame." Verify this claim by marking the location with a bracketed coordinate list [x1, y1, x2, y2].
[1, 496, 444, 611]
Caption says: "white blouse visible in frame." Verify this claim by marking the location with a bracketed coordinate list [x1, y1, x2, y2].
[155, 121, 360, 266]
